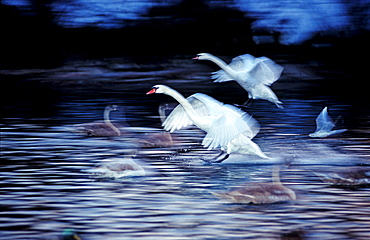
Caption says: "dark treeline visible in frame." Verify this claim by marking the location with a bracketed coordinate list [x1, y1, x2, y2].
[2, 1, 61, 68]
[1, 0, 369, 74]
[2, 0, 255, 68]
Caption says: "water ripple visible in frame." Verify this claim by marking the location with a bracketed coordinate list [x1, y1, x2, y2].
[1, 83, 370, 240]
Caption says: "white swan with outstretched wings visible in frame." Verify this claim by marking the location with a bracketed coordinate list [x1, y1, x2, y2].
[147, 85, 268, 159]
[309, 107, 347, 138]
[194, 53, 284, 108]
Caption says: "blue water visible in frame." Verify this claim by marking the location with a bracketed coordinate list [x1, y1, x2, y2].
[1, 59, 370, 239]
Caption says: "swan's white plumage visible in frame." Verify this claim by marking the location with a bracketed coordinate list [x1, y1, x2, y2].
[195, 53, 283, 108]
[212, 54, 283, 87]
[249, 57, 284, 86]
[309, 107, 347, 138]
[202, 104, 260, 149]
[163, 93, 213, 132]
[163, 93, 259, 151]
[316, 107, 335, 131]
[148, 85, 267, 159]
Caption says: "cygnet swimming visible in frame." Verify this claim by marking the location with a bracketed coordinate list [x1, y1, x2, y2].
[84, 156, 146, 179]
[73, 105, 122, 137]
[213, 167, 296, 204]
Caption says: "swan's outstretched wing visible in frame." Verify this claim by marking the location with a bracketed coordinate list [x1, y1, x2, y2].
[212, 70, 234, 82]
[315, 107, 335, 131]
[202, 104, 260, 150]
[329, 129, 347, 136]
[212, 54, 256, 83]
[229, 54, 257, 71]
[163, 93, 259, 150]
[162, 93, 217, 132]
[248, 57, 284, 86]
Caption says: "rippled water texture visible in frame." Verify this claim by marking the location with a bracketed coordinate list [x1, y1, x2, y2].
[1, 58, 370, 239]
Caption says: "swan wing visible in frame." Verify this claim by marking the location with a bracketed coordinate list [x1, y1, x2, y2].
[202, 104, 260, 149]
[162, 104, 193, 133]
[229, 54, 256, 71]
[328, 129, 347, 136]
[212, 69, 234, 82]
[162, 93, 216, 132]
[248, 57, 284, 86]
[315, 107, 335, 131]
[212, 54, 256, 83]
[189, 93, 225, 115]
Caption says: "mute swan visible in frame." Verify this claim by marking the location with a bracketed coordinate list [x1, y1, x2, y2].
[213, 167, 296, 204]
[314, 167, 370, 187]
[146, 85, 268, 160]
[74, 105, 122, 137]
[309, 107, 347, 138]
[84, 155, 146, 179]
[193, 53, 284, 108]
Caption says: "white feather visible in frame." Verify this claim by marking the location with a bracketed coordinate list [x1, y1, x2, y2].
[151, 85, 268, 159]
[309, 107, 347, 138]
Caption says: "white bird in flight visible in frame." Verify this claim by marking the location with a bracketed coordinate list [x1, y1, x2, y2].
[146, 85, 268, 160]
[309, 107, 347, 138]
[193, 53, 284, 108]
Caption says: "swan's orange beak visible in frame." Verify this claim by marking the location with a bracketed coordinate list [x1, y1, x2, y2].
[192, 56, 199, 60]
[146, 88, 156, 95]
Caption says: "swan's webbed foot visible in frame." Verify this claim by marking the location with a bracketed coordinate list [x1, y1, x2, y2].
[202, 151, 229, 163]
[243, 98, 255, 106]
[212, 153, 230, 163]
[274, 101, 284, 109]
[234, 99, 255, 109]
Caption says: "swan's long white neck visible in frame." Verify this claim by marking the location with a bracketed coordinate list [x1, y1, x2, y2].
[207, 55, 237, 79]
[104, 107, 121, 136]
[163, 87, 200, 124]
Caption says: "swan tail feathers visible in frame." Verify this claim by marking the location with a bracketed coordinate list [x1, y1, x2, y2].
[275, 101, 284, 109]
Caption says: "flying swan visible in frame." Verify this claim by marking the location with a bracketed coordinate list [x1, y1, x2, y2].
[146, 85, 268, 160]
[193, 53, 284, 108]
[309, 107, 347, 138]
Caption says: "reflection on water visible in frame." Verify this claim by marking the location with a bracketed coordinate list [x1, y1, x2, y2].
[1, 61, 370, 240]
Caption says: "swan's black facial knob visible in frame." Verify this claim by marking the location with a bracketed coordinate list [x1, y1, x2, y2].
[192, 54, 200, 60]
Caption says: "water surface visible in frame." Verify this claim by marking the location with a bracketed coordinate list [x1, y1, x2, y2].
[1, 59, 370, 239]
